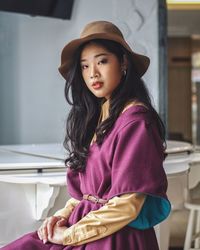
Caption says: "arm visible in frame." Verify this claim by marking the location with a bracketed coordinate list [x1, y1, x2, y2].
[62, 192, 146, 246]
[54, 197, 80, 219]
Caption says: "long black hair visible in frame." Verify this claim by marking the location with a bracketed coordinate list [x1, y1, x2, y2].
[63, 39, 166, 172]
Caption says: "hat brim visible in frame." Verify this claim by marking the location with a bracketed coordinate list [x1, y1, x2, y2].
[59, 33, 150, 79]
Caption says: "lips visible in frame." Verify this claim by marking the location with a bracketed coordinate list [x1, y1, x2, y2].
[92, 82, 103, 90]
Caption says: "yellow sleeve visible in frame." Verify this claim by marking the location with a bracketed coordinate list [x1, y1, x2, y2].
[54, 197, 80, 219]
[62, 193, 146, 246]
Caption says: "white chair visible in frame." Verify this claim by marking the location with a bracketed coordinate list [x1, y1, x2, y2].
[184, 183, 200, 250]
[184, 201, 200, 250]
[164, 153, 190, 250]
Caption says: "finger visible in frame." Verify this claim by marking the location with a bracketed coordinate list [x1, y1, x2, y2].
[57, 218, 67, 227]
[38, 222, 46, 241]
[39, 219, 47, 239]
[37, 229, 42, 240]
[47, 217, 57, 238]
[42, 222, 48, 244]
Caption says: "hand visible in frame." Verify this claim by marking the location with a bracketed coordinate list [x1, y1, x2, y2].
[37, 216, 68, 244]
[48, 224, 68, 245]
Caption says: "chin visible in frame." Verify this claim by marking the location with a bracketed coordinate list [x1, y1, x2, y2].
[92, 92, 107, 99]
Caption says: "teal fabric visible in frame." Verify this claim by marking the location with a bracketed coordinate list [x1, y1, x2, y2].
[128, 195, 171, 229]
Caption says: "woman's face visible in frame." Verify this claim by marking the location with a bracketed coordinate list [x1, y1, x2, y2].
[80, 42, 125, 99]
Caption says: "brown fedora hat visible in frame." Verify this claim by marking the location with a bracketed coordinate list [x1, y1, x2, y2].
[58, 20, 150, 79]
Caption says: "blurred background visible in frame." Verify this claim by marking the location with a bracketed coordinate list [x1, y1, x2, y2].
[168, 0, 200, 145]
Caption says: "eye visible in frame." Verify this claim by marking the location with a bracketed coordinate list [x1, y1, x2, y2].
[81, 64, 88, 70]
[98, 58, 108, 65]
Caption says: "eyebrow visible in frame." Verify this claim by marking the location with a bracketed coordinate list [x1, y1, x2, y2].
[80, 53, 110, 62]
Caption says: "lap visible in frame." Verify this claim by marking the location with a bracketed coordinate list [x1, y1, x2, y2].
[0, 232, 65, 250]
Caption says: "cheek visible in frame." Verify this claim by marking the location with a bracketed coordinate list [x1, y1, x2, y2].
[82, 73, 91, 90]
[108, 64, 123, 81]
[110, 71, 123, 86]
[82, 71, 89, 84]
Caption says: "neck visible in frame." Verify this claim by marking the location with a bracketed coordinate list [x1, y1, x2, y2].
[100, 99, 110, 122]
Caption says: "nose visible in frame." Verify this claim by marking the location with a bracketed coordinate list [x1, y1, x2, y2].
[90, 64, 99, 79]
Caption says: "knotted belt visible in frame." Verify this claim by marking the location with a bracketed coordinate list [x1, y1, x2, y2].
[83, 194, 107, 204]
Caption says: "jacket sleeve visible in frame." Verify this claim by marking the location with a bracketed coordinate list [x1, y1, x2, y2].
[54, 197, 80, 219]
[62, 192, 146, 246]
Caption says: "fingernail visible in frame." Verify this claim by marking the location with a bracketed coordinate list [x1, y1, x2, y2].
[43, 239, 47, 244]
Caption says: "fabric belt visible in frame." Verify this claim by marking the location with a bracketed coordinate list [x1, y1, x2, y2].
[83, 194, 107, 204]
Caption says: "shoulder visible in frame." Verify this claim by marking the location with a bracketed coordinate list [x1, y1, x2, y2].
[121, 100, 148, 114]
[113, 106, 164, 154]
[116, 101, 152, 130]
[112, 102, 162, 144]
[106, 104, 155, 148]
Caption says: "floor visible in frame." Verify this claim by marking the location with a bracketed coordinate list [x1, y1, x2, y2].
[169, 209, 188, 248]
[168, 184, 200, 250]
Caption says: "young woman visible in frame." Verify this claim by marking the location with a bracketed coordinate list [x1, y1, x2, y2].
[1, 20, 171, 250]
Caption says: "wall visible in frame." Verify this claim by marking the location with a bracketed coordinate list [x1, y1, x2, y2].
[0, 0, 159, 144]
[168, 9, 200, 37]
[168, 37, 192, 142]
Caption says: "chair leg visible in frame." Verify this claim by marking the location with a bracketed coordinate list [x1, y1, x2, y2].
[184, 209, 195, 250]
[195, 211, 200, 248]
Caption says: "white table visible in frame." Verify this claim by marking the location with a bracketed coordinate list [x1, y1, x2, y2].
[0, 146, 68, 247]
[0, 143, 65, 160]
